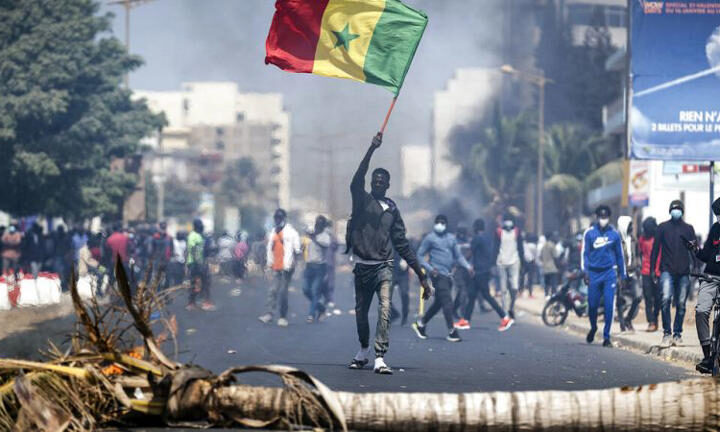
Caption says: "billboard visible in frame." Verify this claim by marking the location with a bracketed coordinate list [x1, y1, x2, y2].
[628, 160, 650, 207]
[630, 0, 720, 160]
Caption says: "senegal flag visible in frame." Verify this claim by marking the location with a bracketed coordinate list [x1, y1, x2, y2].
[265, 0, 428, 95]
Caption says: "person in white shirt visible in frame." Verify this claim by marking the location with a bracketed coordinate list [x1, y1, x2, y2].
[258, 209, 301, 327]
[493, 214, 525, 319]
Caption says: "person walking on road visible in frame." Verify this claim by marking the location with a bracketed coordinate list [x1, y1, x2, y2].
[638, 217, 661, 332]
[302, 215, 331, 323]
[186, 219, 215, 311]
[582, 205, 627, 347]
[692, 197, 720, 374]
[540, 232, 560, 298]
[650, 200, 696, 347]
[259, 209, 300, 327]
[493, 214, 525, 319]
[458, 218, 514, 331]
[616, 215, 641, 333]
[452, 226, 472, 325]
[412, 214, 473, 342]
[346, 133, 432, 375]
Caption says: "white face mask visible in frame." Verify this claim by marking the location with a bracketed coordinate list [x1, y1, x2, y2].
[598, 218, 609, 228]
[502, 221, 514, 230]
[434, 223, 446, 234]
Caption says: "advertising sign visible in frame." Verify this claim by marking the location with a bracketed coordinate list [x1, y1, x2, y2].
[630, 0, 720, 160]
[628, 160, 650, 207]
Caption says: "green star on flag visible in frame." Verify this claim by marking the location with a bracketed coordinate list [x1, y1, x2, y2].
[332, 23, 360, 50]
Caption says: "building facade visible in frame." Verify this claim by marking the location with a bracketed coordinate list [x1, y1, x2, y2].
[135, 82, 291, 219]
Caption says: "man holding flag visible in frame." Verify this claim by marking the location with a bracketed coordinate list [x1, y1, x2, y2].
[265, 0, 430, 374]
[346, 133, 433, 374]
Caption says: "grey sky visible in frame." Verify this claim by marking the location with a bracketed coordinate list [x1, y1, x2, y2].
[104, 0, 504, 203]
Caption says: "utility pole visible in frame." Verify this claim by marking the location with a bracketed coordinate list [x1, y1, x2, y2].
[108, 0, 155, 88]
[500, 64, 552, 235]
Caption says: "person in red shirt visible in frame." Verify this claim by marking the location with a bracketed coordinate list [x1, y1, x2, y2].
[638, 217, 661, 332]
[106, 224, 129, 266]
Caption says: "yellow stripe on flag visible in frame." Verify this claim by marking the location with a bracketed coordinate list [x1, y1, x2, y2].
[312, 0, 386, 82]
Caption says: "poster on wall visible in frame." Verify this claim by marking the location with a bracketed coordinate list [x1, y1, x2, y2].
[628, 160, 650, 207]
[630, 0, 720, 160]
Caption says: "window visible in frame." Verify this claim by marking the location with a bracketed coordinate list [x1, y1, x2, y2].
[568, 4, 594, 26]
[236, 112, 245, 123]
[606, 6, 626, 27]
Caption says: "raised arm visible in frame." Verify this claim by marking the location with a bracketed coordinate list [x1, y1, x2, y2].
[351, 133, 382, 196]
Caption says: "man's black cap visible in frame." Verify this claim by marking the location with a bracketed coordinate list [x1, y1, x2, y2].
[595, 205, 611, 218]
[669, 200, 684, 213]
[435, 214, 448, 224]
[712, 197, 720, 216]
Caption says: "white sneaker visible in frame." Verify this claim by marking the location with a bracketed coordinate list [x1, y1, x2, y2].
[258, 313, 272, 324]
[277, 318, 288, 327]
[374, 357, 392, 375]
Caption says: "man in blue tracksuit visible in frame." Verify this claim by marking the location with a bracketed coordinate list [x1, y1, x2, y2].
[582, 205, 627, 347]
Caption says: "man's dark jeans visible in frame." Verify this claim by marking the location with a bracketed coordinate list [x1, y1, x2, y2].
[660, 272, 690, 337]
[465, 271, 505, 321]
[422, 274, 454, 330]
[266, 269, 293, 319]
[354, 263, 393, 358]
[303, 263, 327, 319]
[642, 275, 661, 325]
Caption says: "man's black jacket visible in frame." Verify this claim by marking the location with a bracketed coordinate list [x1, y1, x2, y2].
[346, 162, 423, 277]
[697, 222, 720, 276]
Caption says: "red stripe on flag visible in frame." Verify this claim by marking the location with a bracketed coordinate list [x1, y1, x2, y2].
[265, 0, 329, 73]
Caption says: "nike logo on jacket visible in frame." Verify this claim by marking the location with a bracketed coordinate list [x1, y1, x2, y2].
[582, 223, 627, 278]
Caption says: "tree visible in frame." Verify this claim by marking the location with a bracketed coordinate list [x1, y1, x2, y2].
[0, 0, 165, 219]
[543, 123, 619, 231]
[217, 157, 268, 235]
[449, 106, 538, 211]
[145, 178, 200, 222]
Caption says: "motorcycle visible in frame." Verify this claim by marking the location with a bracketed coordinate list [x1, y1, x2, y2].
[542, 270, 590, 327]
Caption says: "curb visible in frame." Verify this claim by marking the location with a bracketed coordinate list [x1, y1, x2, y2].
[516, 303, 703, 367]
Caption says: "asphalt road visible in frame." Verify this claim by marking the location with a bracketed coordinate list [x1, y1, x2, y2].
[166, 269, 693, 394]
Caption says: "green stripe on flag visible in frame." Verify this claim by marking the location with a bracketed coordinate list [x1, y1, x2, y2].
[363, 0, 428, 95]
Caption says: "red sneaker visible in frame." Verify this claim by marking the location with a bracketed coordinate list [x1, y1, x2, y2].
[498, 317, 514, 332]
[454, 318, 471, 330]
[200, 301, 217, 311]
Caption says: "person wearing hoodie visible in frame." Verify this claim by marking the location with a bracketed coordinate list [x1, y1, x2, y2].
[412, 215, 473, 342]
[460, 218, 514, 331]
[259, 209, 301, 327]
[693, 197, 720, 373]
[582, 205, 628, 347]
[616, 216, 641, 333]
[493, 213, 525, 319]
[346, 133, 432, 375]
[638, 217, 661, 332]
[650, 200, 696, 347]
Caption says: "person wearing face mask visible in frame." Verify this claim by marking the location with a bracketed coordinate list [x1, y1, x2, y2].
[412, 215, 473, 342]
[259, 209, 301, 327]
[302, 215, 331, 323]
[493, 213, 525, 319]
[582, 205, 627, 347]
[650, 199, 697, 347]
[346, 133, 433, 375]
[692, 197, 720, 373]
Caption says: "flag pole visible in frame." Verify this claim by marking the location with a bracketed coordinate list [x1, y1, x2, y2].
[379, 96, 398, 134]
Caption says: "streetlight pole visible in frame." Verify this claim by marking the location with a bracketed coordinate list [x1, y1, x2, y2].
[537, 71, 545, 236]
[500, 64, 551, 235]
[108, 0, 156, 88]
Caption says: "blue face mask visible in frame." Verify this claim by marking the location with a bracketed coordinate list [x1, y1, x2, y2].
[670, 209, 683, 220]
